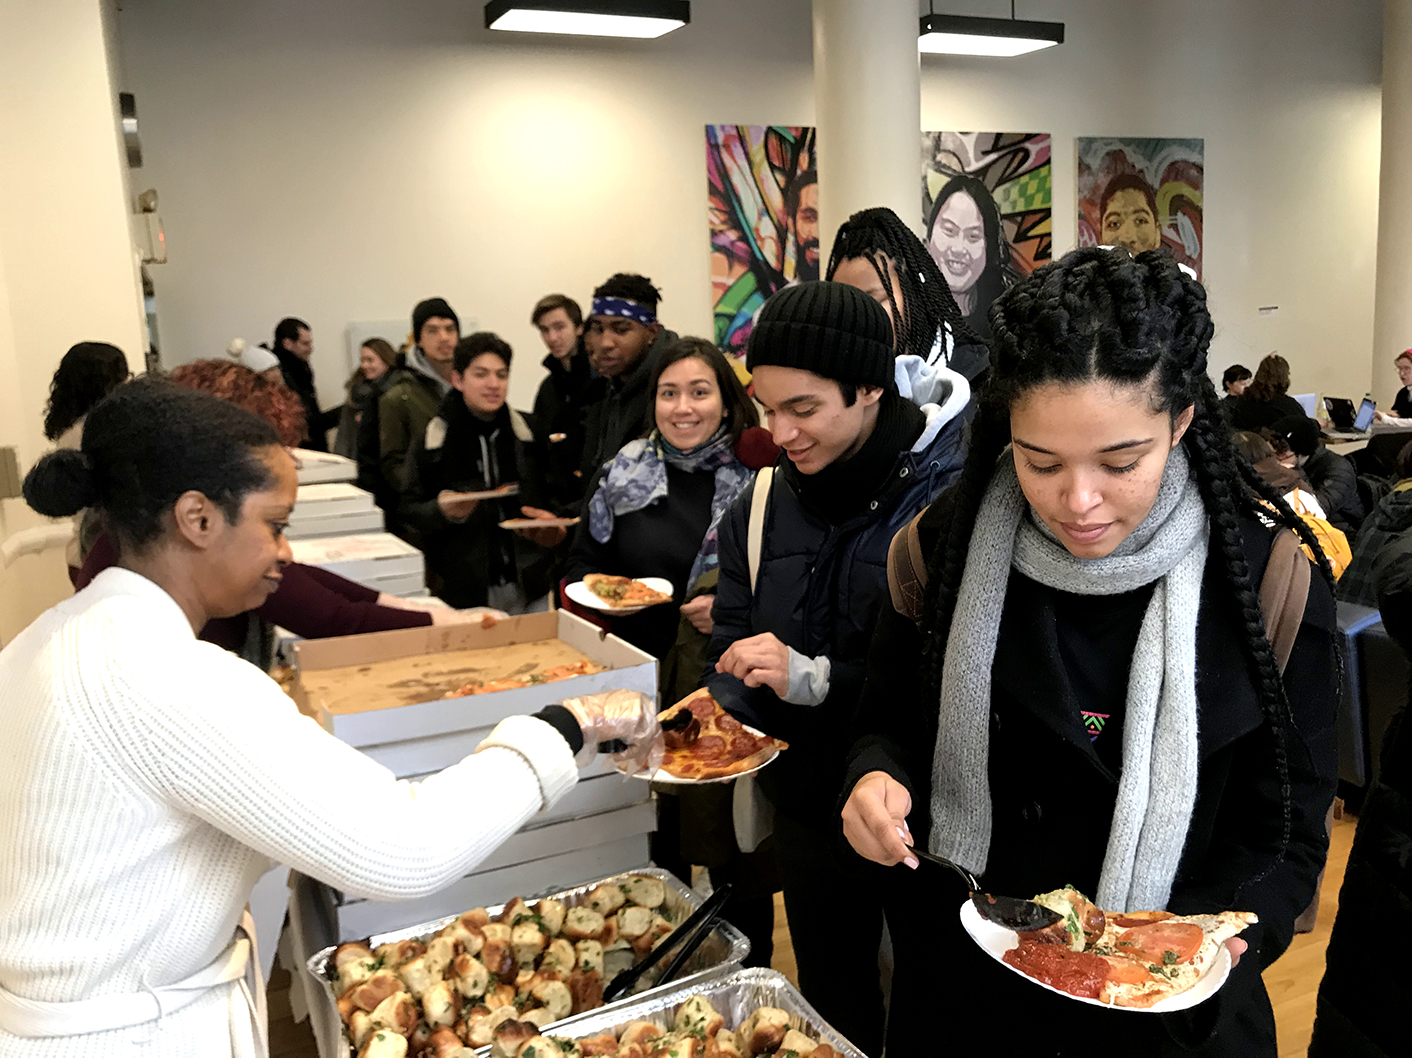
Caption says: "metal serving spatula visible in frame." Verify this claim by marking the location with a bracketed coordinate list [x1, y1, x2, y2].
[911, 848, 1063, 932]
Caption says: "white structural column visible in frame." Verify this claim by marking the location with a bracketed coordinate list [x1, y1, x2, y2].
[1374, 0, 1412, 401]
[812, 0, 922, 264]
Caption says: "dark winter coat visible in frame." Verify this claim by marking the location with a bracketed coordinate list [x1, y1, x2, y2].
[531, 350, 605, 510]
[565, 460, 721, 661]
[843, 489, 1340, 1057]
[704, 402, 967, 828]
[1338, 482, 1412, 606]
[274, 346, 341, 451]
[400, 393, 557, 608]
[342, 368, 405, 511]
[1305, 444, 1365, 537]
[579, 329, 678, 488]
[1307, 538, 1412, 1058]
[379, 356, 449, 496]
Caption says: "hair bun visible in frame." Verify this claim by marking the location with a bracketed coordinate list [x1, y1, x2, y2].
[23, 449, 99, 518]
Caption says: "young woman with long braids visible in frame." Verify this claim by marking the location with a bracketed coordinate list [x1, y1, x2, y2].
[840, 248, 1339, 1056]
[826, 205, 991, 387]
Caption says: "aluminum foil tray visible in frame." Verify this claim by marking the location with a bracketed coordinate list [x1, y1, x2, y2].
[307, 867, 749, 1055]
[495, 967, 868, 1057]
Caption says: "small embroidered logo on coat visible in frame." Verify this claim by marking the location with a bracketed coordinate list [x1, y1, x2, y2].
[1081, 711, 1110, 742]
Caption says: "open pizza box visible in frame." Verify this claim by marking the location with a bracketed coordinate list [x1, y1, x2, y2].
[289, 608, 658, 763]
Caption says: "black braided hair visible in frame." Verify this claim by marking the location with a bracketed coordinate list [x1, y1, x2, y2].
[919, 246, 1337, 891]
[825, 206, 981, 361]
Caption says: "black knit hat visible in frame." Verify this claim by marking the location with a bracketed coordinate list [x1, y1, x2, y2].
[747, 281, 894, 389]
[412, 297, 460, 343]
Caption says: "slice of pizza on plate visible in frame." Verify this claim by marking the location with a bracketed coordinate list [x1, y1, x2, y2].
[651, 690, 788, 782]
[582, 574, 673, 609]
[990, 886, 1257, 1010]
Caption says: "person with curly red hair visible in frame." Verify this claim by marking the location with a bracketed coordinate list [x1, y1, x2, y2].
[168, 359, 307, 448]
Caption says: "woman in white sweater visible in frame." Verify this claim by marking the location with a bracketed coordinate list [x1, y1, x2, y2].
[0, 378, 660, 1057]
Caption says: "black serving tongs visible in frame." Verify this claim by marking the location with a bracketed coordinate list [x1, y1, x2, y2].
[597, 707, 694, 755]
[911, 848, 1062, 932]
[601, 881, 733, 1004]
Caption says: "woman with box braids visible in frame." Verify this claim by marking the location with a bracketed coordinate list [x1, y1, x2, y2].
[826, 206, 990, 383]
[840, 248, 1340, 1056]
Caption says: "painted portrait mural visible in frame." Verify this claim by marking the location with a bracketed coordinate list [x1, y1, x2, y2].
[921, 131, 1052, 340]
[1077, 137, 1204, 279]
[707, 124, 817, 356]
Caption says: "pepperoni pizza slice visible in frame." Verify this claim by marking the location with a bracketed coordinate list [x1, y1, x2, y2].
[656, 691, 787, 782]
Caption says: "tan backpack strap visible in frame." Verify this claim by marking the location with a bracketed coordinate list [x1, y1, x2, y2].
[747, 467, 773, 594]
[887, 507, 931, 624]
[1259, 528, 1311, 674]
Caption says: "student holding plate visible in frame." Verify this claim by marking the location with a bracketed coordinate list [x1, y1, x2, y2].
[841, 248, 1340, 1056]
[566, 336, 760, 662]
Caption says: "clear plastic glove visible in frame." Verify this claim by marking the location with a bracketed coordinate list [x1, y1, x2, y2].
[559, 689, 663, 776]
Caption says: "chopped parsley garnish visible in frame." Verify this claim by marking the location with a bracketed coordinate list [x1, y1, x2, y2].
[1162, 950, 1178, 966]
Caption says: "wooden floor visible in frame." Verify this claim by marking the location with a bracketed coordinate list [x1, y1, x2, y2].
[269, 814, 1356, 1057]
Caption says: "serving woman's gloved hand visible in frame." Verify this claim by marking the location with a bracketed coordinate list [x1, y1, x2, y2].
[559, 690, 663, 776]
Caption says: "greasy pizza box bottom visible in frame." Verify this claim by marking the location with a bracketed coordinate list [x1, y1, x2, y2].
[501, 967, 866, 1058]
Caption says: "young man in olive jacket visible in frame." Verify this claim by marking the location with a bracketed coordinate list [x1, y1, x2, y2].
[380, 297, 460, 496]
[703, 281, 971, 1055]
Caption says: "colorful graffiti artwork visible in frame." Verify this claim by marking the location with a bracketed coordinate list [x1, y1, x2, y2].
[707, 125, 817, 356]
[1077, 137, 1204, 279]
[921, 132, 1052, 340]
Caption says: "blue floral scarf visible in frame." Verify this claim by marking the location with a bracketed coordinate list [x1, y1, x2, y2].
[588, 427, 752, 588]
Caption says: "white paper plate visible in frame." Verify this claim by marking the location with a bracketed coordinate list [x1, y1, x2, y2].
[619, 722, 781, 785]
[441, 483, 520, 502]
[565, 576, 674, 615]
[958, 901, 1232, 1013]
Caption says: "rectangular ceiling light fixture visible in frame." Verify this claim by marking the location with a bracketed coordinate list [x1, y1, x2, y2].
[485, 0, 690, 38]
[919, 13, 1064, 57]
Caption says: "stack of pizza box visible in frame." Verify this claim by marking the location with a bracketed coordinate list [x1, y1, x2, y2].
[285, 609, 658, 941]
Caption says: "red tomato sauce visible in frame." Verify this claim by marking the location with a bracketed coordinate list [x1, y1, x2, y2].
[1003, 939, 1109, 999]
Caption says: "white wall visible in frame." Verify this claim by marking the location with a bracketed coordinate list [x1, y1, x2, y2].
[116, 0, 815, 411]
[920, 0, 1383, 405]
[117, 0, 1382, 413]
[0, 0, 148, 644]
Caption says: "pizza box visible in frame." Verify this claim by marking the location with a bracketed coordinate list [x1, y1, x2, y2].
[290, 482, 378, 520]
[292, 448, 357, 485]
[285, 509, 385, 541]
[289, 532, 424, 594]
[286, 610, 661, 959]
[289, 609, 657, 748]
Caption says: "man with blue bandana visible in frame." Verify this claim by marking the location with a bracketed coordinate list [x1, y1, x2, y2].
[579, 273, 679, 489]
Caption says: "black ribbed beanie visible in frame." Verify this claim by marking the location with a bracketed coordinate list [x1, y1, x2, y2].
[747, 281, 894, 388]
[412, 297, 460, 342]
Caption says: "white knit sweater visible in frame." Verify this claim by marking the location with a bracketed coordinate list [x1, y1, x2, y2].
[0, 568, 579, 1056]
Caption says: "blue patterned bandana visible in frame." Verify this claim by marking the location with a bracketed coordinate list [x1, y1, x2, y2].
[588, 426, 752, 588]
[591, 296, 657, 326]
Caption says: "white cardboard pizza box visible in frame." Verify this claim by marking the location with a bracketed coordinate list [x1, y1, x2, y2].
[286, 483, 383, 540]
[284, 508, 385, 541]
[332, 808, 656, 940]
[289, 610, 659, 946]
[288, 532, 423, 593]
[291, 482, 377, 518]
[291, 448, 357, 485]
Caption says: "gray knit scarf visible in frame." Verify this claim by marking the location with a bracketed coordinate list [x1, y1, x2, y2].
[929, 445, 1209, 911]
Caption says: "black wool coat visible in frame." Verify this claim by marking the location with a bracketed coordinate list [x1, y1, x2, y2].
[843, 489, 1340, 1057]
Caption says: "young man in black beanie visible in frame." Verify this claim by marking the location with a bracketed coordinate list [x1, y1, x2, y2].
[703, 280, 970, 1055]
[379, 296, 461, 497]
[1269, 413, 1365, 536]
